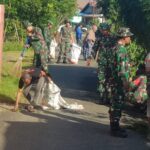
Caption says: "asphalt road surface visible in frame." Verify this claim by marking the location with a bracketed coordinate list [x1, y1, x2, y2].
[0, 62, 149, 150]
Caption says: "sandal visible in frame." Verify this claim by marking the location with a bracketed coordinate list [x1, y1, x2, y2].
[25, 105, 35, 112]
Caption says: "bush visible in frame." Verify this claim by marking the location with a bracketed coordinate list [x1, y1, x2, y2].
[126, 41, 146, 77]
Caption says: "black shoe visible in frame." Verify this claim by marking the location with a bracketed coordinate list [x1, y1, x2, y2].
[47, 57, 51, 63]
[63, 60, 67, 64]
[56, 57, 61, 63]
[110, 129, 128, 138]
[118, 127, 127, 133]
[63, 58, 67, 64]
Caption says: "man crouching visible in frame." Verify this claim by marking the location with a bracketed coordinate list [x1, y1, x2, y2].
[13, 68, 50, 112]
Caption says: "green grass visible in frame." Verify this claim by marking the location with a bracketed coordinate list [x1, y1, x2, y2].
[0, 43, 34, 103]
[3, 41, 24, 52]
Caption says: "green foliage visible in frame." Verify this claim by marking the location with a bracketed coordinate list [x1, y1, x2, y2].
[3, 0, 76, 41]
[97, 0, 150, 77]
[126, 41, 146, 77]
[118, 0, 150, 50]
[90, 18, 100, 26]
[97, 0, 122, 31]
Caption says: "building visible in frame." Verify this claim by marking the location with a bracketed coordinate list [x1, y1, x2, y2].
[78, 0, 103, 25]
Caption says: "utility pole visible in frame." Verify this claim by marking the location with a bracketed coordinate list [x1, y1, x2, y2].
[0, 5, 5, 81]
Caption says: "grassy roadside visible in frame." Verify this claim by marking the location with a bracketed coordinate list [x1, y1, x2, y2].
[0, 42, 34, 104]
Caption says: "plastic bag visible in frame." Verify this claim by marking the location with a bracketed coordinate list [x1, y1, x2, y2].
[50, 39, 58, 59]
[68, 43, 81, 64]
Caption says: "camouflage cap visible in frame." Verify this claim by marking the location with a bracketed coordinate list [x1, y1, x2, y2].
[117, 27, 133, 37]
[47, 20, 53, 25]
[99, 22, 111, 30]
[64, 19, 70, 24]
[23, 20, 33, 28]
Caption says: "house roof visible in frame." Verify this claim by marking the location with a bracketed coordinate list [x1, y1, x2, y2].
[80, 1, 101, 16]
[77, 0, 96, 10]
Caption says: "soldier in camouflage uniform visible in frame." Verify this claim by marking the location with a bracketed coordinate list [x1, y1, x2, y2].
[56, 19, 74, 64]
[144, 53, 150, 141]
[43, 20, 53, 62]
[26, 24, 48, 72]
[93, 23, 116, 104]
[109, 27, 133, 138]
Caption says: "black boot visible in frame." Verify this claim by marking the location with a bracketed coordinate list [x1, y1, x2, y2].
[110, 121, 128, 138]
[56, 56, 61, 63]
[47, 56, 51, 63]
[110, 129, 128, 138]
[63, 57, 67, 64]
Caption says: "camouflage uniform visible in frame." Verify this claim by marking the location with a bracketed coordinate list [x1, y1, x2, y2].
[145, 53, 150, 107]
[43, 20, 53, 60]
[109, 27, 133, 138]
[145, 53, 150, 140]
[30, 27, 48, 72]
[57, 24, 72, 63]
[94, 23, 116, 104]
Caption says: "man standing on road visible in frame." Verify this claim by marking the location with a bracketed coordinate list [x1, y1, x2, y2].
[56, 19, 74, 64]
[145, 53, 150, 141]
[94, 23, 116, 104]
[109, 27, 133, 138]
[75, 23, 83, 46]
[25, 23, 48, 72]
[83, 24, 97, 66]
[43, 20, 53, 62]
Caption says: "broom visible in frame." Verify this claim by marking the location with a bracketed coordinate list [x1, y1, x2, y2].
[12, 47, 27, 78]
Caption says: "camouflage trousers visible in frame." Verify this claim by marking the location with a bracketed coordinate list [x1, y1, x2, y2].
[33, 50, 48, 72]
[147, 75, 150, 118]
[98, 64, 113, 103]
[109, 76, 125, 128]
[58, 41, 70, 60]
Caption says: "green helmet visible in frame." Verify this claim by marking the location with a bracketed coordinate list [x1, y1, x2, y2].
[99, 22, 111, 30]
[117, 27, 133, 37]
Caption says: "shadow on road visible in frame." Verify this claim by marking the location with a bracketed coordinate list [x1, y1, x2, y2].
[3, 111, 149, 150]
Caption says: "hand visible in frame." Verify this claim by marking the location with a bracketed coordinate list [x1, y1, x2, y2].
[25, 44, 30, 48]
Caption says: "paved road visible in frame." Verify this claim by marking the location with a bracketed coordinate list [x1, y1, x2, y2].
[0, 61, 149, 150]
[48, 63, 99, 101]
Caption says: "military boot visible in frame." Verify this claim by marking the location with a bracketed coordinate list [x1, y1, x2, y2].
[110, 121, 128, 138]
[56, 56, 61, 63]
[147, 126, 150, 141]
[63, 57, 67, 64]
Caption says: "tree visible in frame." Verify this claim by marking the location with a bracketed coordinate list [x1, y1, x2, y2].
[3, 0, 77, 40]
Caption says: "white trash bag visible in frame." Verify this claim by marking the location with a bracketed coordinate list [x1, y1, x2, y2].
[44, 81, 84, 110]
[68, 43, 81, 64]
[50, 39, 58, 59]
